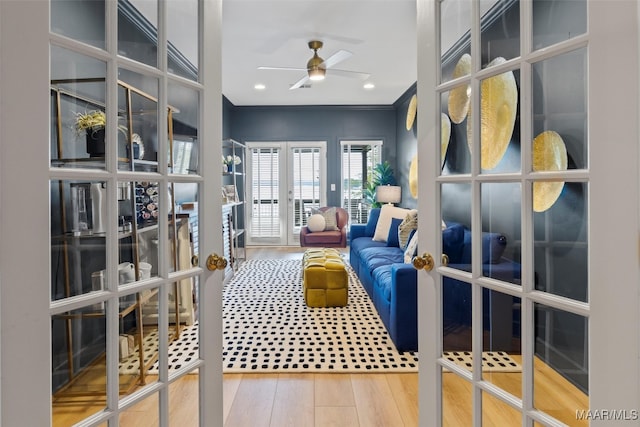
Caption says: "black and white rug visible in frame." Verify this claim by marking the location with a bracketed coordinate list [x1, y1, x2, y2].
[222, 258, 418, 373]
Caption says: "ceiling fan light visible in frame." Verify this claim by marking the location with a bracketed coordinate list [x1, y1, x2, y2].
[309, 68, 326, 81]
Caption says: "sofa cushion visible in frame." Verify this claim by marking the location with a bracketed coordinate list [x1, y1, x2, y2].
[442, 223, 466, 264]
[386, 218, 403, 247]
[373, 205, 413, 242]
[351, 236, 387, 258]
[364, 208, 381, 237]
[403, 231, 419, 263]
[307, 214, 325, 232]
[360, 246, 405, 271]
[398, 211, 418, 248]
[373, 265, 394, 302]
[459, 231, 508, 264]
[312, 207, 338, 231]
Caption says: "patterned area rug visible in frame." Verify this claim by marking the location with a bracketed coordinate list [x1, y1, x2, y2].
[222, 259, 418, 373]
[443, 351, 521, 372]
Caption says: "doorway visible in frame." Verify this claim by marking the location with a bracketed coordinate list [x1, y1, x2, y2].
[246, 141, 327, 246]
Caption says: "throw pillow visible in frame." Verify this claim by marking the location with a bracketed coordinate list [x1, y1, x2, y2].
[404, 231, 419, 263]
[373, 204, 411, 242]
[307, 214, 326, 232]
[312, 207, 338, 231]
[397, 210, 418, 248]
[386, 217, 403, 247]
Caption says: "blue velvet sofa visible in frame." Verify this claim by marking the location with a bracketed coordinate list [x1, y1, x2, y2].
[349, 208, 521, 352]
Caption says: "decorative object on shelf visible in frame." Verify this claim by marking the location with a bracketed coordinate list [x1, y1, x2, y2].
[532, 130, 568, 212]
[448, 53, 472, 124]
[127, 133, 144, 160]
[406, 94, 417, 130]
[135, 181, 159, 225]
[222, 154, 242, 172]
[466, 56, 518, 170]
[74, 109, 128, 157]
[223, 184, 239, 203]
[441, 112, 451, 168]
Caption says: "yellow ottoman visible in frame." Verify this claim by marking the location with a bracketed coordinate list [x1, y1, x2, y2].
[302, 248, 348, 307]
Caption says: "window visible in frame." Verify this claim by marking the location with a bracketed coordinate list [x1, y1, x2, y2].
[341, 140, 382, 225]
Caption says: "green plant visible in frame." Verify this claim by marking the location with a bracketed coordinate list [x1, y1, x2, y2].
[74, 110, 129, 140]
[363, 161, 397, 207]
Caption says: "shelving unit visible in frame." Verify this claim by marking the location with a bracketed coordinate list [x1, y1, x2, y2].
[50, 78, 194, 396]
[222, 138, 247, 279]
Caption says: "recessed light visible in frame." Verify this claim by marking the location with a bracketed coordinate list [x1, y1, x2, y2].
[254, 83, 266, 90]
[363, 82, 375, 90]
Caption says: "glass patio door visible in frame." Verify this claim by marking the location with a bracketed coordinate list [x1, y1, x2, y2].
[416, 0, 640, 425]
[247, 141, 326, 246]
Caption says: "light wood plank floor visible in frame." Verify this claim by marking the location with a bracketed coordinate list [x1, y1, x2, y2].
[53, 246, 588, 427]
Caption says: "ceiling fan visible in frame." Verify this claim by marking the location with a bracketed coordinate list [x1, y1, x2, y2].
[258, 40, 371, 90]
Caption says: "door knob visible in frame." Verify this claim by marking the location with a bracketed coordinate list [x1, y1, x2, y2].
[412, 252, 434, 271]
[442, 254, 449, 267]
[191, 254, 199, 267]
[206, 253, 228, 271]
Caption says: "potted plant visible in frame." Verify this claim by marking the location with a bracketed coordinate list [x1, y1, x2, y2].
[222, 154, 242, 173]
[363, 161, 397, 208]
[75, 110, 129, 157]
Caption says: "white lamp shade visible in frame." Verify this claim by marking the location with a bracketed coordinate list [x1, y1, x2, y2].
[376, 185, 402, 204]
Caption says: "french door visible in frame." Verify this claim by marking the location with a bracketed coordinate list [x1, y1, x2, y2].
[417, 0, 640, 425]
[0, 0, 223, 425]
[246, 141, 327, 246]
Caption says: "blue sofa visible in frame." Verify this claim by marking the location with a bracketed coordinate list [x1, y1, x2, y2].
[349, 208, 521, 352]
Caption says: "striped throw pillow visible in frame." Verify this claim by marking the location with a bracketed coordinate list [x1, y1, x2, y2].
[398, 210, 418, 249]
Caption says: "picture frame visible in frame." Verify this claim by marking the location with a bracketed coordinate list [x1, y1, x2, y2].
[223, 184, 239, 204]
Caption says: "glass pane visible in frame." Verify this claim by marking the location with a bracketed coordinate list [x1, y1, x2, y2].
[440, 0, 470, 84]
[292, 147, 321, 228]
[533, 182, 587, 301]
[119, 289, 160, 393]
[442, 182, 471, 270]
[51, 0, 105, 49]
[442, 369, 472, 425]
[481, 0, 520, 63]
[483, 391, 521, 425]
[534, 303, 589, 424]
[167, 0, 199, 81]
[533, 0, 587, 51]
[117, 70, 159, 172]
[118, 0, 158, 68]
[120, 392, 159, 424]
[442, 279, 472, 359]
[532, 48, 587, 170]
[169, 371, 200, 424]
[483, 292, 522, 399]
[441, 90, 466, 175]
[169, 83, 200, 175]
[481, 182, 522, 284]
[477, 67, 520, 173]
[250, 147, 281, 239]
[51, 307, 107, 425]
[51, 180, 108, 301]
[51, 47, 107, 169]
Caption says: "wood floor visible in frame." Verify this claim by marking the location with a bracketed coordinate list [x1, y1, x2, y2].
[52, 246, 588, 426]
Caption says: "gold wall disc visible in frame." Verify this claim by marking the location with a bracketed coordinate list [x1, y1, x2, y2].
[441, 113, 451, 168]
[466, 57, 518, 170]
[448, 53, 472, 124]
[406, 94, 417, 130]
[409, 154, 418, 198]
[532, 130, 568, 212]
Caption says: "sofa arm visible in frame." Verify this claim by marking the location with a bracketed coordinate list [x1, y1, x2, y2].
[389, 264, 419, 351]
[350, 224, 368, 241]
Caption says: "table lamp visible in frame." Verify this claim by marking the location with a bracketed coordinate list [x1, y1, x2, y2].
[376, 185, 401, 206]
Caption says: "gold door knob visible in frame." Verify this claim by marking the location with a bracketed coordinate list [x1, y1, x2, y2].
[206, 254, 228, 271]
[442, 254, 449, 267]
[191, 254, 199, 267]
[412, 253, 434, 271]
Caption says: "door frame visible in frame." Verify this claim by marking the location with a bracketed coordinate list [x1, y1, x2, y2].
[416, 0, 640, 425]
[245, 140, 327, 247]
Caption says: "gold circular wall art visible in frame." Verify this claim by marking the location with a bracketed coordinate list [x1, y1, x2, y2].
[532, 130, 568, 212]
[406, 94, 417, 130]
[466, 57, 518, 170]
[409, 154, 418, 198]
[441, 113, 451, 168]
[447, 53, 472, 124]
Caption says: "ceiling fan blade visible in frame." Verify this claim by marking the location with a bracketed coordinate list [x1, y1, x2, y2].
[326, 69, 371, 80]
[258, 66, 306, 71]
[289, 74, 310, 90]
[321, 49, 352, 69]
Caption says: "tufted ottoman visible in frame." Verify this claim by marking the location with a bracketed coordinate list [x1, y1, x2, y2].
[302, 248, 348, 307]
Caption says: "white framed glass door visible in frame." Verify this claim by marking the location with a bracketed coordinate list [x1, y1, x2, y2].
[417, 0, 640, 425]
[247, 141, 326, 246]
[0, 0, 223, 425]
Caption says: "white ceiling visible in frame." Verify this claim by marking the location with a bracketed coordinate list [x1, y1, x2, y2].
[221, 0, 417, 106]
